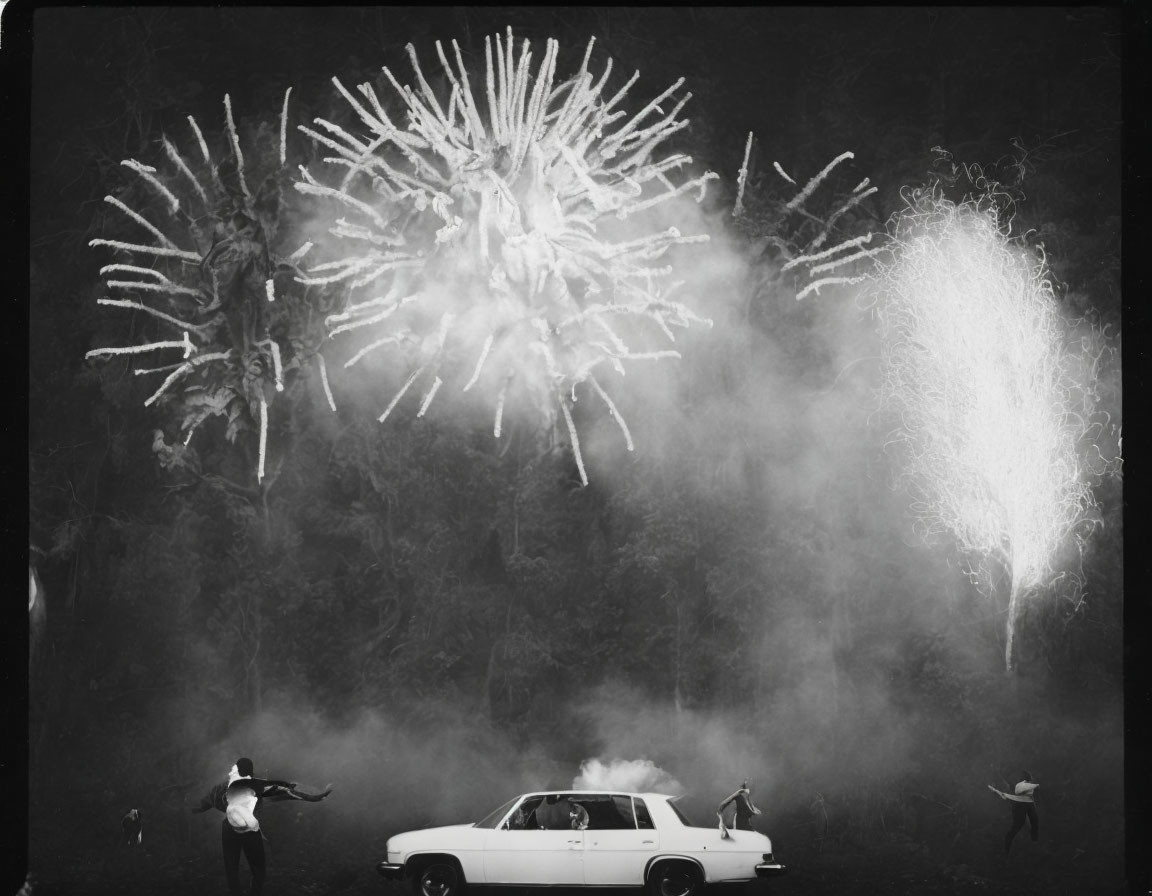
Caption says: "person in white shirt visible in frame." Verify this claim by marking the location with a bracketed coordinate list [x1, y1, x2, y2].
[193, 756, 297, 896]
[988, 770, 1039, 854]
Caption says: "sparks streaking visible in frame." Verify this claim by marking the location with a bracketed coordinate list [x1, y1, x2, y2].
[871, 189, 1102, 674]
[85, 93, 335, 483]
[296, 27, 717, 484]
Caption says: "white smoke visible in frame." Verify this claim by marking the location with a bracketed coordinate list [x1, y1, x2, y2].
[573, 758, 685, 795]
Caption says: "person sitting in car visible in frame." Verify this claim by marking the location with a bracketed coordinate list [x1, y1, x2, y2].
[535, 794, 568, 830]
[568, 800, 590, 831]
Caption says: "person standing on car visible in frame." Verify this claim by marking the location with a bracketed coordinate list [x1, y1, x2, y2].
[988, 770, 1039, 854]
[718, 779, 762, 831]
[192, 756, 298, 896]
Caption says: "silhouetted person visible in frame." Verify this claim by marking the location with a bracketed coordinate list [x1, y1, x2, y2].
[120, 808, 142, 847]
[535, 794, 569, 830]
[718, 779, 762, 835]
[988, 771, 1039, 854]
[193, 756, 297, 896]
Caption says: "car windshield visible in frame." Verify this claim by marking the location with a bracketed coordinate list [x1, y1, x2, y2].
[473, 797, 520, 829]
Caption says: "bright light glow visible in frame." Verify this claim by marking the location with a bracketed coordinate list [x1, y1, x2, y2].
[296, 28, 717, 484]
[872, 190, 1102, 673]
[573, 758, 684, 795]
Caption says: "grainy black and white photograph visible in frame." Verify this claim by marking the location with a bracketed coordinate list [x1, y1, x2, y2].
[13, 5, 1142, 896]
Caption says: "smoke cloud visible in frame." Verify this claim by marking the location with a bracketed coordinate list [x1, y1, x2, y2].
[572, 758, 684, 795]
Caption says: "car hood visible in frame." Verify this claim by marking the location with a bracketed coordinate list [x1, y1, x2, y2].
[387, 824, 478, 852]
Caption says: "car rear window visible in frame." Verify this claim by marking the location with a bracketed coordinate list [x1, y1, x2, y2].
[665, 800, 694, 827]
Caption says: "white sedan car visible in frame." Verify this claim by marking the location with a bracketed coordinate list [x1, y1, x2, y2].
[377, 790, 786, 896]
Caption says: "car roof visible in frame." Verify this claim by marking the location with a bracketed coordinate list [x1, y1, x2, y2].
[519, 791, 673, 800]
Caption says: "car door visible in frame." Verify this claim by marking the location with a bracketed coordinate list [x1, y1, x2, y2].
[482, 795, 585, 885]
[581, 796, 657, 887]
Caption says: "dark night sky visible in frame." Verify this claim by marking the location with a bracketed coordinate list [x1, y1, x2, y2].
[15, 6, 1131, 430]
[17, 7, 1128, 200]
[5, 3, 1150, 892]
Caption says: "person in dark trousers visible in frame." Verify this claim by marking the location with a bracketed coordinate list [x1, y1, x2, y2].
[120, 808, 143, 847]
[193, 757, 297, 896]
[988, 770, 1039, 854]
[718, 779, 762, 837]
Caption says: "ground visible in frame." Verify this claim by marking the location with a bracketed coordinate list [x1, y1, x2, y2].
[26, 824, 1123, 896]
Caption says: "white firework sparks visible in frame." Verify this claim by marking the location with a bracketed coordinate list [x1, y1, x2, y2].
[734, 140, 880, 298]
[296, 28, 718, 485]
[86, 92, 331, 483]
[871, 190, 1105, 673]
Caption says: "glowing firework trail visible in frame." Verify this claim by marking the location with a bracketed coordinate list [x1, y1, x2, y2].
[734, 140, 879, 300]
[784, 150, 853, 214]
[86, 91, 333, 482]
[732, 132, 754, 218]
[871, 191, 1102, 674]
[296, 28, 717, 483]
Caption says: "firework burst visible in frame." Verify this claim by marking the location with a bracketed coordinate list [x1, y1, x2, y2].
[296, 28, 718, 484]
[870, 188, 1105, 674]
[86, 93, 335, 483]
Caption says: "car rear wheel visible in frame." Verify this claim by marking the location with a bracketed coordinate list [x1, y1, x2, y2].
[412, 860, 464, 896]
[648, 860, 703, 896]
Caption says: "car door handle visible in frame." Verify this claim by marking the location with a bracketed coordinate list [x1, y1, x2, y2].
[642, 840, 655, 844]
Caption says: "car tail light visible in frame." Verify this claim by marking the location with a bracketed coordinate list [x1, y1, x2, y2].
[762, 852, 775, 863]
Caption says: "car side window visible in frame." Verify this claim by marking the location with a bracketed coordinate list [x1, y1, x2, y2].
[611, 795, 637, 828]
[507, 796, 544, 830]
[634, 798, 654, 830]
[569, 794, 634, 830]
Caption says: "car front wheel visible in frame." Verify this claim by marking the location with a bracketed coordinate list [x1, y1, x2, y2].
[648, 860, 703, 896]
[412, 860, 465, 896]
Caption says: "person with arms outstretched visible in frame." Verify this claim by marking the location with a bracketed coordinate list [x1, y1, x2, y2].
[192, 756, 300, 896]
